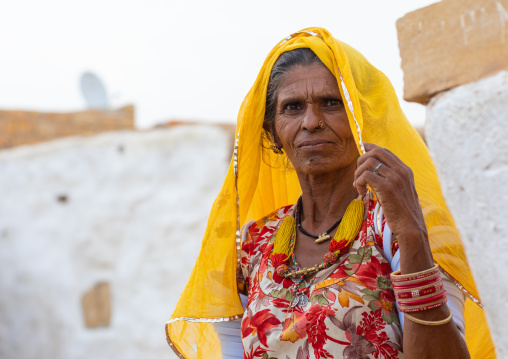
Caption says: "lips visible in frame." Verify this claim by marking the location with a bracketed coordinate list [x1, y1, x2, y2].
[298, 140, 332, 149]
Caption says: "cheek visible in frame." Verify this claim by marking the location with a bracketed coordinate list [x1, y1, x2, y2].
[274, 118, 297, 148]
[330, 117, 355, 144]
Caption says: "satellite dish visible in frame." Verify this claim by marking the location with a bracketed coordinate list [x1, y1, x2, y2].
[80, 72, 110, 109]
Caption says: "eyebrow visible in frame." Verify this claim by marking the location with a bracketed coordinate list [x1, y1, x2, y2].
[278, 91, 343, 105]
[278, 94, 301, 104]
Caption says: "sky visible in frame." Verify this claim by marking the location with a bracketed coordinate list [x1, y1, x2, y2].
[0, 0, 438, 129]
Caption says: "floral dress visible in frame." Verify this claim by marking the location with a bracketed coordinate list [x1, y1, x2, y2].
[239, 196, 403, 359]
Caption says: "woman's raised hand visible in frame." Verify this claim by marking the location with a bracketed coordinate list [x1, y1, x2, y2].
[353, 142, 427, 240]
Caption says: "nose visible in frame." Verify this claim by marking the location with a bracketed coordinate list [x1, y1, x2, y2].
[301, 105, 322, 132]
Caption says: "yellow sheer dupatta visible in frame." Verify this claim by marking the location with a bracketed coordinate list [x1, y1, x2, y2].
[166, 27, 495, 359]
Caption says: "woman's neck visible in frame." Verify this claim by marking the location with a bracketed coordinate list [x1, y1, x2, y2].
[297, 163, 359, 231]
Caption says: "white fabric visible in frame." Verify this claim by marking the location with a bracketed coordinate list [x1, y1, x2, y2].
[212, 294, 247, 358]
[212, 223, 252, 357]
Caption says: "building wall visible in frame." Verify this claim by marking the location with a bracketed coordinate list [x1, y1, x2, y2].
[0, 125, 231, 359]
[0, 105, 134, 149]
[426, 71, 508, 358]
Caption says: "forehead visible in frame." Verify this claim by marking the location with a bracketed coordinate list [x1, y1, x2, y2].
[277, 63, 341, 99]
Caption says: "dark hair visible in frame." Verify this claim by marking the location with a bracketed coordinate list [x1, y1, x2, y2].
[263, 48, 325, 139]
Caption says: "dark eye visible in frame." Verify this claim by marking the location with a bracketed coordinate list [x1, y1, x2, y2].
[325, 98, 342, 107]
[284, 102, 301, 111]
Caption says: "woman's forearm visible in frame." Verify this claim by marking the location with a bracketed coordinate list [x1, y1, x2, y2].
[398, 230, 470, 359]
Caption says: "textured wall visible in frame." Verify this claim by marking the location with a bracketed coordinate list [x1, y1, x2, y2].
[426, 71, 508, 357]
[0, 105, 134, 149]
[0, 125, 231, 359]
[397, 0, 508, 104]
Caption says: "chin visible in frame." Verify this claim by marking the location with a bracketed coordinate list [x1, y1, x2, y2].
[296, 154, 357, 176]
[299, 159, 340, 175]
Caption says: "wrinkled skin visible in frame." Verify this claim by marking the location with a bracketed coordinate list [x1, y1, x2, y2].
[272, 63, 470, 359]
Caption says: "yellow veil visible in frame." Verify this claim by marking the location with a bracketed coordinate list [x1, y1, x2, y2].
[166, 27, 495, 359]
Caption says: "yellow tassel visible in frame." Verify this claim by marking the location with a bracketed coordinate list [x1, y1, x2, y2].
[272, 216, 294, 259]
[333, 198, 364, 254]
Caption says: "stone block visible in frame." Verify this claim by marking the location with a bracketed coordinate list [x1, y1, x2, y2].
[82, 282, 112, 328]
[397, 0, 508, 104]
[426, 71, 508, 358]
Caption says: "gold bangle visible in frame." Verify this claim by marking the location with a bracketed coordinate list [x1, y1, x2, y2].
[405, 309, 453, 326]
[391, 263, 440, 282]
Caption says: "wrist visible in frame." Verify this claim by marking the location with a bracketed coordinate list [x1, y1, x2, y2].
[394, 223, 427, 242]
[396, 230, 435, 275]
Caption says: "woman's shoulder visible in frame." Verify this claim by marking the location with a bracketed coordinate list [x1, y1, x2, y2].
[244, 204, 294, 244]
[240, 204, 294, 277]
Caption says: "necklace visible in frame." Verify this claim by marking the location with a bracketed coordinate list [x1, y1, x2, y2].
[297, 197, 342, 244]
[288, 237, 369, 308]
[270, 196, 365, 281]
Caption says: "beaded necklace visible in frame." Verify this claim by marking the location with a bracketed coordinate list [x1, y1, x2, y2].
[271, 196, 365, 280]
[282, 198, 368, 308]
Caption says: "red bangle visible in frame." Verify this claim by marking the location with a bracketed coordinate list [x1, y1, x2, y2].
[398, 296, 447, 313]
[398, 291, 447, 307]
[397, 287, 446, 303]
[392, 274, 441, 290]
[395, 281, 444, 300]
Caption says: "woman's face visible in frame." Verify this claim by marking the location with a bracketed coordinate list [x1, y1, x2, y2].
[273, 63, 359, 176]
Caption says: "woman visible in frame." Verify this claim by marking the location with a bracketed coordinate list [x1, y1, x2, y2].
[166, 28, 495, 359]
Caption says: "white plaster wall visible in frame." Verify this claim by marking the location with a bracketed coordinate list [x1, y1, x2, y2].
[0, 125, 231, 359]
[426, 71, 508, 357]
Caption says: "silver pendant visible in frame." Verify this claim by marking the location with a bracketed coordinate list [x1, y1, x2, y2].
[298, 294, 309, 307]
[291, 296, 300, 308]
[291, 294, 309, 308]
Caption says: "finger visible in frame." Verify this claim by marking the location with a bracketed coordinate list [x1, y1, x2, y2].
[354, 166, 387, 195]
[354, 157, 388, 185]
[359, 143, 402, 169]
[358, 147, 398, 170]
[365, 143, 416, 178]
[353, 157, 392, 185]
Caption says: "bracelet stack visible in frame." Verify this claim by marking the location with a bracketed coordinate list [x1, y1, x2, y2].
[390, 264, 453, 326]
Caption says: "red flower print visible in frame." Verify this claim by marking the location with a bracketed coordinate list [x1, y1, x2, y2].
[328, 263, 351, 280]
[331, 277, 365, 308]
[242, 308, 281, 347]
[258, 243, 273, 275]
[249, 221, 262, 238]
[358, 220, 368, 246]
[272, 297, 291, 311]
[246, 274, 261, 307]
[244, 345, 272, 359]
[280, 308, 306, 343]
[242, 241, 254, 265]
[354, 256, 392, 290]
[304, 304, 349, 358]
[356, 311, 398, 359]
[363, 289, 398, 325]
